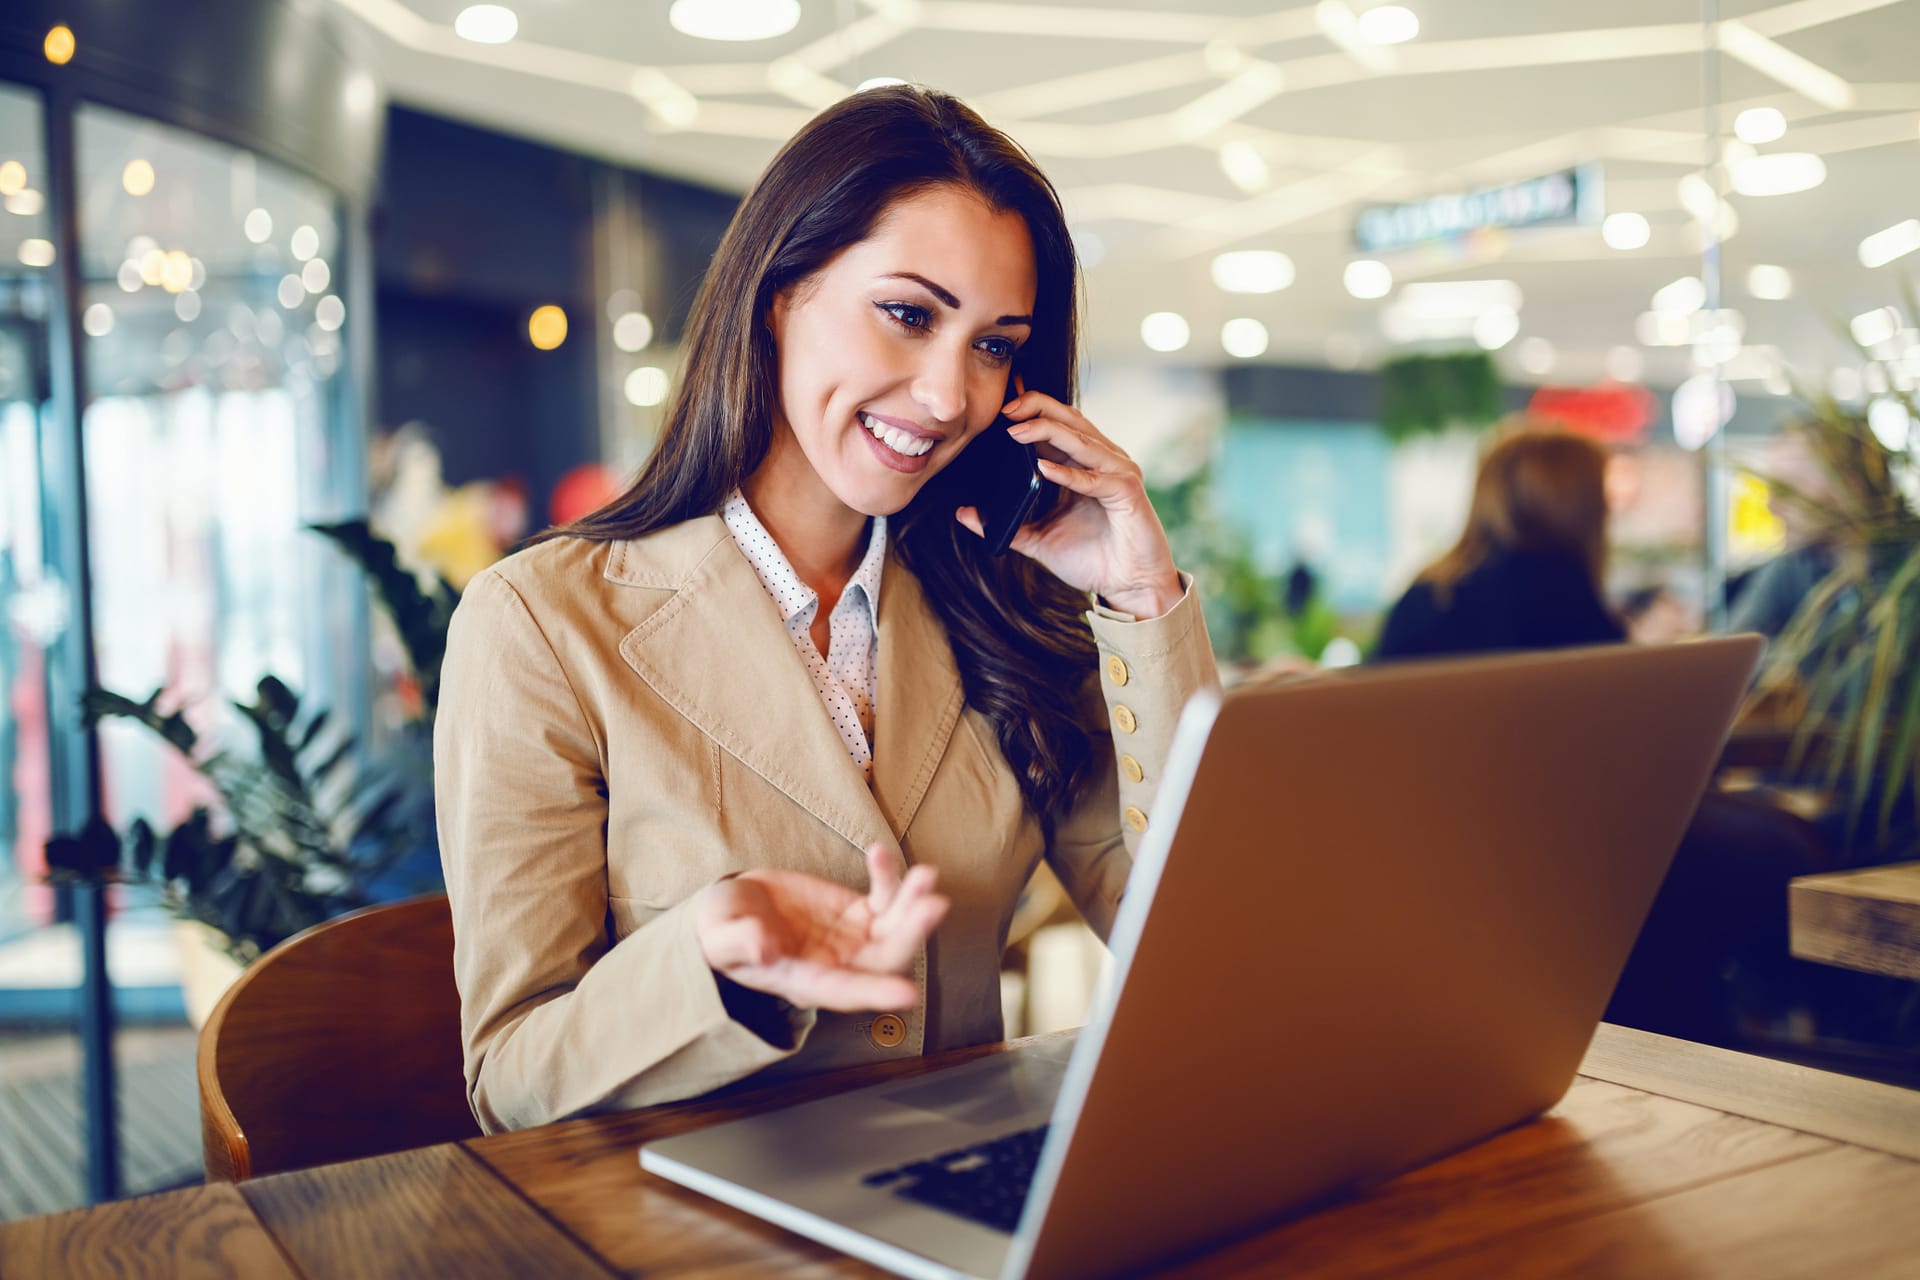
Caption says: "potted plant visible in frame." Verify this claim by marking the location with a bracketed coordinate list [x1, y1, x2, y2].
[1741, 299, 1920, 861]
[43, 521, 457, 1022]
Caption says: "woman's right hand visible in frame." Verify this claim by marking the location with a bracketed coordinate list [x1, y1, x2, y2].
[692, 844, 950, 1012]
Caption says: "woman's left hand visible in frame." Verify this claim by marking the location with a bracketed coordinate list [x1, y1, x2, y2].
[955, 390, 1184, 619]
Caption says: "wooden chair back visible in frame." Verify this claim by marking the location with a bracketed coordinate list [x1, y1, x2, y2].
[197, 894, 481, 1181]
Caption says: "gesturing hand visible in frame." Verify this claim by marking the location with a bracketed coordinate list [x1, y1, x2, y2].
[693, 844, 950, 1013]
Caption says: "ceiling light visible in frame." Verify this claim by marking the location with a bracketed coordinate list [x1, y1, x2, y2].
[43, 25, 75, 66]
[1517, 337, 1554, 377]
[454, 5, 519, 44]
[17, 239, 55, 267]
[1636, 311, 1692, 347]
[1211, 250, 1294, 294]
[1677, 173, 1740, 243]
[1652, 276, 1706, 315]
[1721, 139, 1756, 169]
[117, 260, 142, 292]
[302, 259, 330, 293]
[278, 275, 305, 309]
[1852, 307, 1900, 349]
[1473, 305, 1519, 351]
[122, 160, 154, 197]
[857, 77, 906, 92]
[1141, 312, 1190, 353]
[315, 296, 346, 331]
[1746, 264, 1792, 300]
[0, 161, 24, 195]
[1672, 374, 1733, 451]
[614, 312, 655, 352]
[174, 291, 201, 322]
[529, 304, 569, 350]
[1393, 279, 1521, 320]
[1729, 152, 1826, 197]
[1218, 141, 1269, 193]
[244, 208, 272, 243]
[1868, 398, 1911, 451]
[1859, 219, 1920, 269]
[1355, 5, 1419, 45]
[1344, 259, 1392, 299]
[1605, 346, 1644, 383]
[82, 304, 114, 337]
[625, 366, 671, 407]
[1602, 212, 1650, 250]
[5, 189, 45, 217]
[669, 0, 801, 42]
[290, 225, 319, 261]
[1221, 318, 1269, 359]
[1733, 107, 1786, 144]
[160, 251, 192, 293]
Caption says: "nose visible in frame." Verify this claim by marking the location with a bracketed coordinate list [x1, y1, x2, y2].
[909, 341, 969, 428]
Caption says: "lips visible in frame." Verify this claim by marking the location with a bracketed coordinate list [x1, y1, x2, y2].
[860, 411, 939, 459]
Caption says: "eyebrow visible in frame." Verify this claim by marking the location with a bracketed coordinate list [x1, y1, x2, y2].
[882, 273, 1032, 328]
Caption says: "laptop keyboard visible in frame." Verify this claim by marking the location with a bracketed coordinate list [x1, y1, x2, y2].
[859, 1124, 1050, 1234]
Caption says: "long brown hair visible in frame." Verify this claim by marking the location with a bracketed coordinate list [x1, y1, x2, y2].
[1421, 424, 1612, 603]
[538, 86, 1099, 834]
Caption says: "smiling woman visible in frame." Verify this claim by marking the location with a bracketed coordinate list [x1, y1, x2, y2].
[433, 85, 1215, 1132]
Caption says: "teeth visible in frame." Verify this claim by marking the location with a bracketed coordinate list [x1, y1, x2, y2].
[863, 414, 934, 457]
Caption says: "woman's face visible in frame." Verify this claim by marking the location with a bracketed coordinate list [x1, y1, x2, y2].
[764, 184, 1039, 518]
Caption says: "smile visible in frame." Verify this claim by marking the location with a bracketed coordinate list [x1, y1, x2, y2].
[861, 412, 937, 458]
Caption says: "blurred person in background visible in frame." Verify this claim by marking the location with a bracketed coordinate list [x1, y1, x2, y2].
[1373, 425, 1624, 662]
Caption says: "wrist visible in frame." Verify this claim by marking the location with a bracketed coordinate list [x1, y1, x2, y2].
[1100, 572, 1184, 620]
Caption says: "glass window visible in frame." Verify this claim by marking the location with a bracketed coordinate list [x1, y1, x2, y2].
[74, 104, 356, 839]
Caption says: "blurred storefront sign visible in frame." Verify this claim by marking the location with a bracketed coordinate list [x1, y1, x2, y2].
[1354, 165, 1602, 255]
[1528, 383, 1658, 444]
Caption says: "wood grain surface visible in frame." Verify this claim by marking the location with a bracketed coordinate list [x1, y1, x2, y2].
[1162, 1076, 1830, 1278]
[1577, 1022, 1920, 1160]
[239, 1142, 610, 1280]
[462, 1035, 1063, 1277]
[0, 1183, 296, 1280]
[1789, 860, 1920, 981]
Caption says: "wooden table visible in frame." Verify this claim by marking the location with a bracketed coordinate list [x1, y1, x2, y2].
[1790, 860, 1920, 981]
[6, 1024, 1920, 1279]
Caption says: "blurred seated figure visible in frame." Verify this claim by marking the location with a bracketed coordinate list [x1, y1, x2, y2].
[1374, 426, 1624, 662]
[1620, 584, 1698, 645]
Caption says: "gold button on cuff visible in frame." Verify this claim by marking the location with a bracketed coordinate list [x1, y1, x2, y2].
[1104, 654, 1130, 686]
[1120, 754, 1144, 784]
[1113, 704, 1138, 734]
[870, 1013, 907, 1048]
[1123, 806, 1148, 833]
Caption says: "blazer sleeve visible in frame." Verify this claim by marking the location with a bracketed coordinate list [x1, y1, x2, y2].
[1046, 575, 1219, 942]
[436, 568, 815, 1133]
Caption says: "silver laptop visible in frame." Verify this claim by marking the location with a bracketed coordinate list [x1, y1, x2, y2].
[641, 636, 1764, 1279]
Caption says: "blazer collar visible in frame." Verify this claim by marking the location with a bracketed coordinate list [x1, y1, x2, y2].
[612, 517, 963, 855]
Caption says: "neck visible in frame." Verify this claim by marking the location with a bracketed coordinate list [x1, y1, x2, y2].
[740, 434, 868, 597]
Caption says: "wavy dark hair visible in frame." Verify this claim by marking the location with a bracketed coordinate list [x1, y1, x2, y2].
[538, 86, 1099, 834]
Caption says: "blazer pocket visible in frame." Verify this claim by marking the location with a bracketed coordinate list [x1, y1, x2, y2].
[605, 893, 666, 941]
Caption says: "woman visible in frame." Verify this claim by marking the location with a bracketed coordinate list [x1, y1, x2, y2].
[1373, 426, 1623, 662]
[435, 86, 1216, 1132]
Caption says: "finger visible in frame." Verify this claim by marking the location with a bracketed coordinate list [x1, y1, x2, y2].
[702, 912, 782, 970]
[1008, 416, 1128, 477]
[866, 890, 951, 973]
[954, 506, 985, 539]
[770, 959, 920, 1012]
[866, 842, 904, 916]
[1036, 456, 1129, 504]
[875, 864, 939, 938]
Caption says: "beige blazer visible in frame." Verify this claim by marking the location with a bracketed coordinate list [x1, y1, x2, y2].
[435, 516, 1216, 1132]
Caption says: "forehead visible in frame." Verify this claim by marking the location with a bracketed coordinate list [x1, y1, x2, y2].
[840, 186, 1036, 306]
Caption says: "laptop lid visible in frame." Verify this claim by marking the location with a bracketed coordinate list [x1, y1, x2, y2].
[1006, 636, 1762, 1279]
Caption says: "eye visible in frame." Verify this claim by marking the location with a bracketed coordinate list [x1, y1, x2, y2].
[876, 301, 931, 331]
[976, 337, 1017, 365]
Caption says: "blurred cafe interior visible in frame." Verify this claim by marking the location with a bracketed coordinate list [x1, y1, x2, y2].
[1, 0, 1918, 1261]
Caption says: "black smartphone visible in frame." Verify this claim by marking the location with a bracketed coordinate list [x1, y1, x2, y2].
[965, 414, 1055, 556]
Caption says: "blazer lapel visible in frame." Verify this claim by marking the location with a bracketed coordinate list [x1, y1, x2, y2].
[615, 519, 894, 855]
[872, 551, 965, 841]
